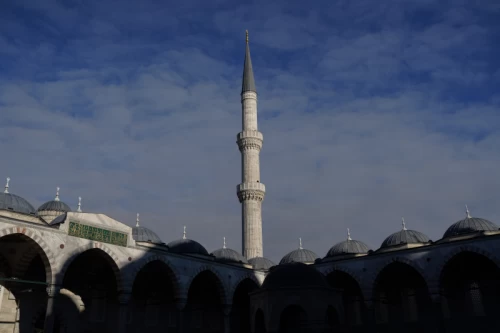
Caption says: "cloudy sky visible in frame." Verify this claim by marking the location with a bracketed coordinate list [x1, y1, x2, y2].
[1, 0, 499, 263]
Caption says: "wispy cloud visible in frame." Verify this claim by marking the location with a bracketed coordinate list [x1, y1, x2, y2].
[0, 0, 499, 262]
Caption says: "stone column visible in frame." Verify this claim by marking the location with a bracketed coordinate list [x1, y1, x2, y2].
[44, 284, 61, 333]
[175, 298, 187, 333]
[117, 292, 131, 333]
[223, 304, 232, 333]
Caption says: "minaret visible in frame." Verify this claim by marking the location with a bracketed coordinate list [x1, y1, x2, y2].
[237, 30, 266, 259]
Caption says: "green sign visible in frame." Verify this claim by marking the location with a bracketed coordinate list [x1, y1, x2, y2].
[68, 221, 128, 247]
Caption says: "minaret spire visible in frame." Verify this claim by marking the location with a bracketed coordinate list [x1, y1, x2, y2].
[237, 30, 265, 260]
[242, 30, 256, 94]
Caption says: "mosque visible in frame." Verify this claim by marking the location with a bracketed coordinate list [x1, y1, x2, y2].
[0, 31, 499, 333]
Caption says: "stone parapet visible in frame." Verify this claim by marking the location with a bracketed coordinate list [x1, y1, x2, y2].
[237, 131, 263, 152]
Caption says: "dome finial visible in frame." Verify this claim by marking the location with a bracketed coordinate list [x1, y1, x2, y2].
[4, 177, 10, 194]
[246, 30, 249, 44]
[136, 213, 140, 227]
[223, 237, 226, 249]
[347, 228, 352, 241]
[77, 197, 82, 213]
[466, 205, 471, 219]
[402, 217, 407, 230]
[299, 237, 303, 250]
[183, 226, 187, 240]
[54, 187, 60, 201]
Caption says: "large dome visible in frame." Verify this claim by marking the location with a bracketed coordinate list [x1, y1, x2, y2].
[381, 229, 430, 248]
[261, 262, 328, 290]
[444, 216, 498, 238]
[132, 226, 163, 244]
[248, 257, 275, 271]
[0, 191, 36, 216]
[326, 239, 370, 257]
[167, 238, 209, 256]
[38, 200, 72, 213]
[211, 247, 248, 264]
[280, 248, 318, 265]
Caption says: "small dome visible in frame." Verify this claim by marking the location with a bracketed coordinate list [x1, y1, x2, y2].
[262, 262, 328, 290]
[211, 248, 248, 264]
[132, 226, 163, 244]
[381, 229, 430, 248]
[326, 239, 370, 257]
[167, 238, 209, 256]
[443, 217, 498, 238]
[280, 248, 318, 265]
[0, 193, 36, 215]
[38, 200, 72, 213]
[249, 257, 275, 271]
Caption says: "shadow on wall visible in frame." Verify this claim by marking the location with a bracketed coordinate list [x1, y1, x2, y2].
[0, 230, 261, 333]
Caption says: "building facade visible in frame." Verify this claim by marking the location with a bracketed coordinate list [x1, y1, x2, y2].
[0, 33, 499, 333]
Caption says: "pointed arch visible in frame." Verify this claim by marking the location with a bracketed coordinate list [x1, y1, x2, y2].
[0, 226, 56, 284]
[323, 266, 363, 288]
[370, 256, 428, 295]
[230, 273, 260, 300]
[187, 265, 228, 305]
[435, 245, 500, 282]
[128, 254, 182, 299]
[56, 242, 124, 291]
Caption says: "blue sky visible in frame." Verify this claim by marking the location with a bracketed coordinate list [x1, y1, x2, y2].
[1, 0, 500, 263]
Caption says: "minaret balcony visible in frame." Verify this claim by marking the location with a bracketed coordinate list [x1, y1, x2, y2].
[237, 131, 263, 141]
[237, 182, 266, 193]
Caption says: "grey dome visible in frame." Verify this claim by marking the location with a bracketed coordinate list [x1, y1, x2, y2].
[0, 193, 36, 215]
[211, 248, 248, 264]
[326, 239, 371, 257]
[249, 257, 275, 271]
[443, 217, 498, 238]
[132, 226, 163, 244]
[38, 200, 72, 213]
[262, 262, 328, 290]
[167, 239, 209, 256]
[381, 229, 430, 248]
[280, 248, 318, 265]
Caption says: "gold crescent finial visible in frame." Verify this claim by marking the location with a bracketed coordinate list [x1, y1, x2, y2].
[245, 30, 249, 43]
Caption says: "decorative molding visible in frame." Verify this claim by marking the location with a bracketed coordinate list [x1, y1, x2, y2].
[237, 137, 263, 152]
[237, 189, 265, 202]
[0, 227, 56, 284]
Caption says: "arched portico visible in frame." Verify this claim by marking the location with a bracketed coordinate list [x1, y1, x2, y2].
[231, 278, 259, 333]
[326, 270, 364, 330]
[185, 269, 226, 332]
[60, 247, 122, 333]
[440, 250, 500, 332]
[373, 261, 431, 332]
[0, 231, 54, 332]
[128, 259, 178, 332]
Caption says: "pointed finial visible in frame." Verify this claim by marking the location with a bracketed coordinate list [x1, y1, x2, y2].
[223, 237, 226, 249]
[402, 217, 407, 230]
[4, 177, 10, 194]
[245, 30, 249, 44]
[77, 197, 82, 213]
[347, 228, 352, 241]
[183, 226, 187, 239]
[54, 187, 60, 201]
[466, 205, 471, 219]
[299, 237, 303, 250]
[136, 213, 140, 227]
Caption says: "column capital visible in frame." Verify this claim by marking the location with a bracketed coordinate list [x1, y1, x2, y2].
[118, 291, 132, 304]
[46, 285, 61, 298]
[223, 304, 232, 316]
[175, 298, 188, 311]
